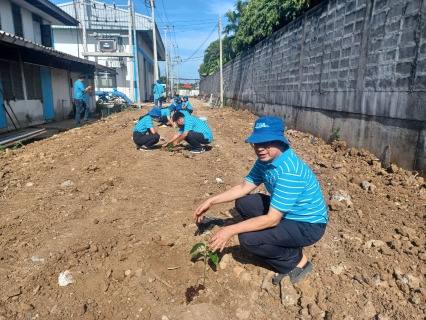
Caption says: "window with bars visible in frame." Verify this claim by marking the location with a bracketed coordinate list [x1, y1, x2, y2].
[95, 72, 117, 88]
[0, 60, 25, 100]
[23, 64, 43, 100]
[11, 3, 24, 38]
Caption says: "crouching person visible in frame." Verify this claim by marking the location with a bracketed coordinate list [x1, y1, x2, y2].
[133, 108, 164, 151]
[162, 111, 213, 154]
[193, 117, 328, 284]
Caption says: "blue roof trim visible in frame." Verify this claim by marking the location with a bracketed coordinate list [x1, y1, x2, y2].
[137, 46, 154, 66]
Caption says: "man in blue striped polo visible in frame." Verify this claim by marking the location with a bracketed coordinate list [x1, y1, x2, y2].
[161, 111, 213, 154]
[193, 117, 328, 284]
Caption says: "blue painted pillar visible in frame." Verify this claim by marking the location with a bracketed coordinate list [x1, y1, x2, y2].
[0, 79, 7, 128]
[40, 67, 55, 120]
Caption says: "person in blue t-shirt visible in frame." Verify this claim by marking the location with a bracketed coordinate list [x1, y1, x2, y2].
[153, 80, 165, 108]
[133, 107, 164, 151]
[161, 111, 213, 154]
[193, 117, 328, 285]
[158, 106, 177, 128]
[73, 74, 92, 127]
[182, 95, 193, 114]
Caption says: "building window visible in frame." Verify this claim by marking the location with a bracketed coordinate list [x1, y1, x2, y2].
[41, 25, 52, 47]
[23, 64, 43, 100]
[95, 72, 117, 88]
[0, 60, 25, 100]
[11, 3, 24, 38]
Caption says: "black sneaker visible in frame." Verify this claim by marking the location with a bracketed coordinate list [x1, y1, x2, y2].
[139, 146, 153, 152]
[190, 148, 205, 154]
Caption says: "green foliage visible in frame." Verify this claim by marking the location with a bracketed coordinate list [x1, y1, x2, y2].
[167, 143, 173, 150]
[190, 242, 219, 286]
[11, 142, 22, 150]
[199, 0, 322, 77]
[0, 145, 5, 152]
[331, 125, 341, 142]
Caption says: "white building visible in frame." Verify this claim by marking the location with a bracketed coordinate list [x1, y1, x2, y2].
[0, 0, 113, 134]
[53, 1, 165, 102]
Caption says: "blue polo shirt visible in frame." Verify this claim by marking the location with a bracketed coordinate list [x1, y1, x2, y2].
[153, 84, 164, 99]
[178, 115, 213, 142]
[133, 115, 154, 134]
[73, 80, 86, 100]
[161, 108, 171, 117]
[245, 148, 328, 224]
[183, 100, 193, 111]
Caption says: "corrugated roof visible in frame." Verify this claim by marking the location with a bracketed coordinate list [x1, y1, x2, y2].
[0, 31, 116, 73]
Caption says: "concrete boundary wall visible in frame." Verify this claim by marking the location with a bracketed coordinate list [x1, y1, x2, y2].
[200, 0, 426, 175]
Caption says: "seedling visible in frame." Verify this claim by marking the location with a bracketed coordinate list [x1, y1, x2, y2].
[190, 242, 219, 286]
[11, 142, 22, 150]
[167, 143, 173, 150]
[330, 125, 341, 142]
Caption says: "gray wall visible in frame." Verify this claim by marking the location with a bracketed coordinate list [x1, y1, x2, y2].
[200, 0, 426, 175]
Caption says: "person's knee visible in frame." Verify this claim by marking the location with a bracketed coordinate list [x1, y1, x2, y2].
[238, 233, 260, 253]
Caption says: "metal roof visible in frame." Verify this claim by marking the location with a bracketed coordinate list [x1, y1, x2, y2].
[0, 31, 116, 73]
[11, 0, 78, 26]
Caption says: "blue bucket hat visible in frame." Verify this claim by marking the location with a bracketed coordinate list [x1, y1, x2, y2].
[156, 79, 161, 83]
[245, 117, 290, 145]
[183, 95, 188, 99]
[168, 105, 176, 111]
[148, 107, 161, 117]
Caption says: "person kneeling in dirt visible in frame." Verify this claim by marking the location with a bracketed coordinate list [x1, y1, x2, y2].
[158, 105, 177, 128]
[133, 108, 165, 151]
[161, 111, 213, 154]
[193, 117, 328, 284]
[182, 95, 193, 114]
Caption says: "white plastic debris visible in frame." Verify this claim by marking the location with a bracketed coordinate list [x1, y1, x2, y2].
[58, 270, 75, 286]
[216, 178, 223, 184]
[31, 256, 45, 263]
[26, 182, 34, 187]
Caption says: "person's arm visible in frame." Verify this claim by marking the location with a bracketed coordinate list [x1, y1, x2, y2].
[83, 85, 92, 94]
[208, 207, 283, 252]
[162, 133, 181, 147]
[172, 131, 188, 146]
[167, 116, 177, 128]
[193, 180, 258, 222]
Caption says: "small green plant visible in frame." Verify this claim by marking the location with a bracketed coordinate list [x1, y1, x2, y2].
[331, 125, 341, 142]
[0, 145, 5, 152]
[11, 142, 22, 150]
[167, 143, 173, 150]
[190, 242, 219, 286]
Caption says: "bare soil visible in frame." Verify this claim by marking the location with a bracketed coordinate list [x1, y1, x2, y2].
[1, 100, 425, 320]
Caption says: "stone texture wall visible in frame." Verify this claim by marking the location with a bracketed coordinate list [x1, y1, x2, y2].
[200, 0, 426, 175]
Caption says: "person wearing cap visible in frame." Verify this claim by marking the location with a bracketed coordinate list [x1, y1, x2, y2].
[133, 107, 164, 151]
[168, 97, 191, 117]
[193, 117, 328, 285]
[153, 79, 165, 108]
[162, 111, 213, 154]
[73, 74, 92, 127]
[182, 96, 193, 114]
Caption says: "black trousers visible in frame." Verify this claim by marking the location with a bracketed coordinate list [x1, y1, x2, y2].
[185, 131, 209, 150]
[236, 194, 326, 274]
[133, 131, 159, 148]
[158, 116, 168, 125]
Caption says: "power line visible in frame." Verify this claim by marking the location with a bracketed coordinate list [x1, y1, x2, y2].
[181, 23, 218, 62]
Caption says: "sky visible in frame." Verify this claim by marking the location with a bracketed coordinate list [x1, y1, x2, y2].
[139, 0, 235, 83]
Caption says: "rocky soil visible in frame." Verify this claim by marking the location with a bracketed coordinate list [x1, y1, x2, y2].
[0, 99, 425, 320]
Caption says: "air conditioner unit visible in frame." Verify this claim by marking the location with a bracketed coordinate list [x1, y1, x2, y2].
[98, 39, 116, 52]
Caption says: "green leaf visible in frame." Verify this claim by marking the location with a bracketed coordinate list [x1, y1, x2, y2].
[190, 242, 205, 254]
[192, 252, 201, 259]
[208, 251, 219, 265]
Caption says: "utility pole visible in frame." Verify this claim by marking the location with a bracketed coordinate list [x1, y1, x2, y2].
[150, 0, 158, 81]
[80, 0, 87, 55]
[176, 57, 180, 94]
[127, 0, 134, 100]
[219, 14, 223, 107]
[132, 2, 141, 108]
[163, 26, 168, 95]
[170, 48, 174, 94]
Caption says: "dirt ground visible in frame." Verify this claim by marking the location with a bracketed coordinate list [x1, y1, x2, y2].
[1, 99, 425, 320]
